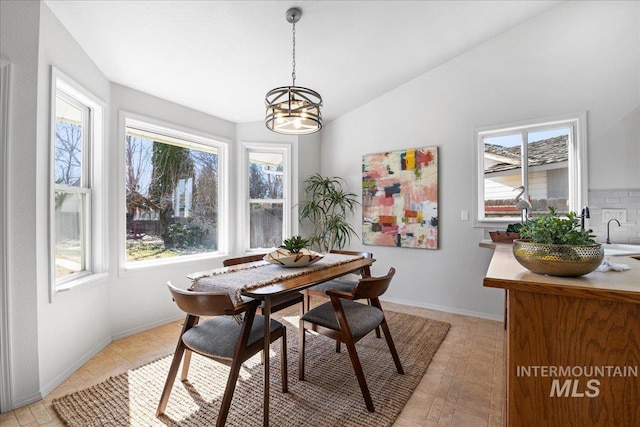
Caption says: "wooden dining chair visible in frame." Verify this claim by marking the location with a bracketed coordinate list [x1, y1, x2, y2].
[303, 250, 378, 351]
[156, 282, 288, 426]
[303, 250, 373, 311]
[223, 254, 305, 315]
[298, 268, 403, 413]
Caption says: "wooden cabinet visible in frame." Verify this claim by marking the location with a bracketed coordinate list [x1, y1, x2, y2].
[483, 243, 640, 426]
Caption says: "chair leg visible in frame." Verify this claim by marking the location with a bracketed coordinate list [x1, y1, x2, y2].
[298, 320, 306, 381]
[156, 342, 187, 417]
[180, 349, 192, 381]
[335, 340, 341, 353]
[280, 327, 288, 393]
[216, 354, 244, 427]
[367, 299, 381, 338]
[380, 318, 404, 375]
[343, 337, 375, 412]
[304, 291, 311, 312]
[217, 307, 258, 427]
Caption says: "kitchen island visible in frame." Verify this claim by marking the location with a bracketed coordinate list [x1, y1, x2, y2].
[483, 242, 639, 427]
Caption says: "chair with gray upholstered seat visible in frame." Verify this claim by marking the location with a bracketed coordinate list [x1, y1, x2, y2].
[304, 250, 378, 350]
[224, 254, 305, 315]
[156, 281, 288, 426]
[298, 268, 403, 413]
[303, 250, 373, 311]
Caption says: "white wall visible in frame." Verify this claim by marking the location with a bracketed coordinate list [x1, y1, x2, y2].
[108, 84, 236, 338]
[0, 0, 42, 409]
[320, 1, 639, 319]
[34, 2, 114, 401]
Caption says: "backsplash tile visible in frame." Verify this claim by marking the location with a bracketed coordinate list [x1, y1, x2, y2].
[588, 189, 640, 244]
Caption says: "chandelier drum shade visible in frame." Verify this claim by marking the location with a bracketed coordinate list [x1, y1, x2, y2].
[265, 7, 323, 135]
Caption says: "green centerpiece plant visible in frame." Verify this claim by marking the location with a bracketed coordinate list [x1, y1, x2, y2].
[517, 207, 596, 246]
[513, 207, 603, 277]
[279, 235, 309, 254]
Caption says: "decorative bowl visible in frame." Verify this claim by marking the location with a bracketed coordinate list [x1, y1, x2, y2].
[512, 239, 604, 277]
[263, 248, 324, 268]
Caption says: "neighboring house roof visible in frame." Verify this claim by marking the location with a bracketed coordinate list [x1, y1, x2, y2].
[484, 135, 568, 174]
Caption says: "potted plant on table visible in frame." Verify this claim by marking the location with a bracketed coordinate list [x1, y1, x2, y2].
[513, 207, 603, 277]
[299, 173, 360, 253]
[263, 235, 323, 267]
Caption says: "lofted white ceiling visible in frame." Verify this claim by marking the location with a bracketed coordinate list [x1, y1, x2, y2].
[44, 0, 562, 124]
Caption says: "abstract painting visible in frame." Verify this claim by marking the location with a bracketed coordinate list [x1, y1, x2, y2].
[362, 147, 438, 249]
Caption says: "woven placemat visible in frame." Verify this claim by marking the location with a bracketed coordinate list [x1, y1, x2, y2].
[53, 310, 450, 426]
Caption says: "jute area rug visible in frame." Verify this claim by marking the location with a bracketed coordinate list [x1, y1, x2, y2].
[53, 310, 450, 427]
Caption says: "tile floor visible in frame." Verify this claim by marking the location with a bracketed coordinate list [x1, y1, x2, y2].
[0, 301, 504, 427]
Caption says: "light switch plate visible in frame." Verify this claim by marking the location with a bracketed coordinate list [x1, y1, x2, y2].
[601, 209, 626, 223]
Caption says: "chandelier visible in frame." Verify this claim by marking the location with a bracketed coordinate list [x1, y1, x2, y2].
[265, 7, 323, 135]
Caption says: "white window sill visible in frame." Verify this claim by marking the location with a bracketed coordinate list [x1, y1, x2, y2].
[54, 272, 109, 295]
[120, 252, 227, 277]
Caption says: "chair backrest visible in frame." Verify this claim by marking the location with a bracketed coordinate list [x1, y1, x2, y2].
[351, 267, 395, 300]
[329, 250, 373, 259]
[330, 250, 373, 277]
[223, 253, 266, 267]
[167, 281, 238, 317]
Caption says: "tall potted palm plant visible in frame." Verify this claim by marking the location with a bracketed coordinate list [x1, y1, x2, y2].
[299, 173, 359, 253]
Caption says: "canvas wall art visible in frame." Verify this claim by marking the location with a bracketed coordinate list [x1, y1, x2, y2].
[362, 147, 438, 249]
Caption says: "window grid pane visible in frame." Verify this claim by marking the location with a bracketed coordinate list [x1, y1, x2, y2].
[527, 128, 570, 215]
[247, 150, 286, 250]
[249, 202, 283, 249]
[125, 127, 220, 263]
[483, 133, 523, 220]
[54, 189, 87, 281]
[54, 89, 90, 285]
[480, 123, 575, 222]
[54, 95, 84, 187]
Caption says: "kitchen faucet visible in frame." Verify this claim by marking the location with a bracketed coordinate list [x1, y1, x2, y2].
[606, 218, 620, 244]
[580, 206, 590, 232]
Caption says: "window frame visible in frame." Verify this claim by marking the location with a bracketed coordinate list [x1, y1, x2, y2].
[119, 112, 230, 273]
[240, 142, 292, 253]
[49, 67, 106, 298]
[473, 112, 588, 227]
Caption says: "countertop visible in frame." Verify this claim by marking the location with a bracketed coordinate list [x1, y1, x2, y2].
[482, 242, 640, 304]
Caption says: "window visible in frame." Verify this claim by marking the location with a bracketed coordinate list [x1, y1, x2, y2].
[244, 144, 291, 251]
[124, 118, 227, 266]
[474, 113, 587, 225]
[51, 68, 105, 291]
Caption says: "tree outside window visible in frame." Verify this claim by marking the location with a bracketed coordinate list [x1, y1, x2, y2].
[54, 91, 90, 283]
[124, 123, 221, 263]
[247, 149, 287, 250]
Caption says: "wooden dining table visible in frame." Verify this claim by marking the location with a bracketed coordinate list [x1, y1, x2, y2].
[187, 255, 375, 426]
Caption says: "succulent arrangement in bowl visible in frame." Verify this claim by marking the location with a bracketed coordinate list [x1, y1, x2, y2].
[513, 207, 603, 277]
[264, 235, 323, 268]
[279, 235, 310, 253]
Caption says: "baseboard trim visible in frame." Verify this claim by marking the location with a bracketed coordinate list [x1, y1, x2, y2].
[111, 313, 184, 341]
[381, 296, 504, 322]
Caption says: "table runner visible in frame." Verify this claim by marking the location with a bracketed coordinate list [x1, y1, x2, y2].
[191, 253, 363, 305]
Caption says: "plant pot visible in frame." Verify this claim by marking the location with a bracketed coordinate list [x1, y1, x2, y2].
[489, 231, 520, 243]
[512, 239, 604, 277]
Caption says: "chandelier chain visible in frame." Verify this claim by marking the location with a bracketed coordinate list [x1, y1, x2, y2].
[291, 20, 296, 86]
[265, 7, 322, 135]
